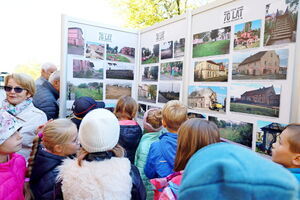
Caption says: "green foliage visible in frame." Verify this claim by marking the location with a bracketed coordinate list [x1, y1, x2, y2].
[14, 62, 41, 80]
[193, 40, 230, 57]
[110, 0, 215, 29]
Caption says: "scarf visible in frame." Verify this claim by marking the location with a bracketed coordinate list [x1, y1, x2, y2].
[1, 98, 33, 116]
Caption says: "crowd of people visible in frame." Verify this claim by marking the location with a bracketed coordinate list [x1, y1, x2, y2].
[0, 63, 300, 200]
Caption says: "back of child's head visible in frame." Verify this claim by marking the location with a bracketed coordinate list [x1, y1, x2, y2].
[143, 108, 163, 133]
[77, 108, 124, 166]
[174, 119, 220, 171]
[283, 123, 300, 153]
[114, 95, 138, 120]
[179, 142, 299, 199]
[162, 100, 187, 131]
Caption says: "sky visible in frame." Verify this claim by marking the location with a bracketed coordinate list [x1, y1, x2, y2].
[0, 0, 124, 73]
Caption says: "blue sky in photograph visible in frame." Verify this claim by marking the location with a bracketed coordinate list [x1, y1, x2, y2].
[257, 120, 287, 130]
[233, 49, 289, 67]
[86, 41, 103, 46]
[188, 86, 227, 105]
[234, 19, 261, 33]
[211, 58, 229, 68]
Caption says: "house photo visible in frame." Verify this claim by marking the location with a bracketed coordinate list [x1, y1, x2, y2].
[194, 58, 228, 82]
[85, 41, 104, 60]
[188, 85, 227, 113]
[68, 27, 85, 55]
[73, 59, 103, 79]
[138, 84, 157, 103]
[230, 83, 281, 117]
[106, 44, 135, 63]
[232, 49, 288, 80]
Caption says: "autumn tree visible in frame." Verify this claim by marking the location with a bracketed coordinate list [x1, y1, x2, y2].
[110, 0, 216, 29]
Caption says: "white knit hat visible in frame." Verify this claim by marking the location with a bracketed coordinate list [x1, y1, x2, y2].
[79, 108, 120, 153]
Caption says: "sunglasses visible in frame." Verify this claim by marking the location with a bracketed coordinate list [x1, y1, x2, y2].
[4, 86, 27, 93]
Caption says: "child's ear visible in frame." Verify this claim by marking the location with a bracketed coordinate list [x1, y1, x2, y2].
[53, 144, 63, 154]
[162, 119, 167, 128]
[292, 154, 300, 167]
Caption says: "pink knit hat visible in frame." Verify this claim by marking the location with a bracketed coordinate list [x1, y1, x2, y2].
[143, 108, 163, 133]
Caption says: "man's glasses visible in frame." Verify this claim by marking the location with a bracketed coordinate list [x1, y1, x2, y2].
[4, 86, 27, 93]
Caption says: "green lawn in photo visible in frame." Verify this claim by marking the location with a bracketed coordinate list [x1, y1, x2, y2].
[106, 53, 130, 62]
[74, 88, 103, 100]
[193, 40, 230, 58]
[220, 128, 242, 143]
[230, 103, 279, 117]
[142, 56, 159, 64]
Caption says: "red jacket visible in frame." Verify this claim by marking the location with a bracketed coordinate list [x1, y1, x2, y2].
[0, 153, 26, 200]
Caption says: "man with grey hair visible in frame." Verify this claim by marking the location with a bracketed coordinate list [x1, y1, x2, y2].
[33, 70, 60, 120]
[36, 62, 57, 86]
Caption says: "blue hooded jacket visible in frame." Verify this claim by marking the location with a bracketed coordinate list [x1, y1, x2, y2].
[288, 168, 300, 183]
[179, 142, 299, 200]
[144, 132, 178, 179]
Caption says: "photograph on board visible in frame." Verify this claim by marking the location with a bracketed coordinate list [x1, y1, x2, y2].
[232, 49, 288, 80]
[158, 82, 180, 103]
[67, 80, 103, 101]
[230, 83, 281, 117]
[105, 83, 132, 99]
[187, 112, 206, 119]
[106, 44, 135, 63]
[68, 27, 85, 55]
[138, 103, 147, 119]
[161, 41, 173, 60]
[141, 44, 160, 64]
[256, 120, 286, 156]
[209, 116, 253, 148]
[138, 84, 157, 103]
[106, 62, 134, 80]
[188, 85, 227, 113]
[264, 0, 299, 46]
[193, 26, 231, 58]
[85, 41, 105, 60]
[194, 58, 229, 82]
[234, 19, 261, 50]
[160, 61, 183, 80]
[73, 59, 104, 79]
[142, 65, 158, 82]
[174, 38, 185, 58]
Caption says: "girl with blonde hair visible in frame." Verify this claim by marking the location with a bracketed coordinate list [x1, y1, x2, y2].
[27, 119, 79, 199]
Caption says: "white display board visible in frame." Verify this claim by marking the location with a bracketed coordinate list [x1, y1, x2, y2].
[137, 14, 188, 111]
[188, 0, 299, 154]
[60, 0, 300, 154]
[60, 16, 138, 116]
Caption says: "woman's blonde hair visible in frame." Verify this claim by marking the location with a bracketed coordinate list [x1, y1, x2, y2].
[5, 73, 36, 97]
[114, 95, 138, 120]
[77, 144, 125, 166]
[174, 119, 220, 171]
[26, 119, 77, 178]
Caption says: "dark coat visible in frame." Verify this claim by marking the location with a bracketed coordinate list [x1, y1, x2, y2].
[119, 124, 143, 164]
[30, 144, 66, 200]
[33, 81, 59, 120]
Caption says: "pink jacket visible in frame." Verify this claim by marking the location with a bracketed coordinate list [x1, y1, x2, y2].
[0, 153, 26, 200]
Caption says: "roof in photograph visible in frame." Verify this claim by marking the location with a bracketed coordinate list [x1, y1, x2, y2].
[239, 51, 267, 66]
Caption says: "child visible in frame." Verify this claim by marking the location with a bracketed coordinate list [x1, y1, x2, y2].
[151, 119, 220, 200]
[57, 108, 146, 200]
[0, 110, 25, 200]
[272, 123, 300, 182]
[70, 96, 105, 129]
[179, 142, 299, 199]
[114, 95, 142, 164]
[134, 108, 164, 199]
[27, 119, 79, 199]
[144, 100, 187, 179]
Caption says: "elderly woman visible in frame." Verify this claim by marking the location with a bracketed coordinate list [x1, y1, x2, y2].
[2, 73, 47, 162]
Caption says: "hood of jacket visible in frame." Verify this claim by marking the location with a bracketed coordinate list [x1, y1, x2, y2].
[158, 132, 178, 167]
